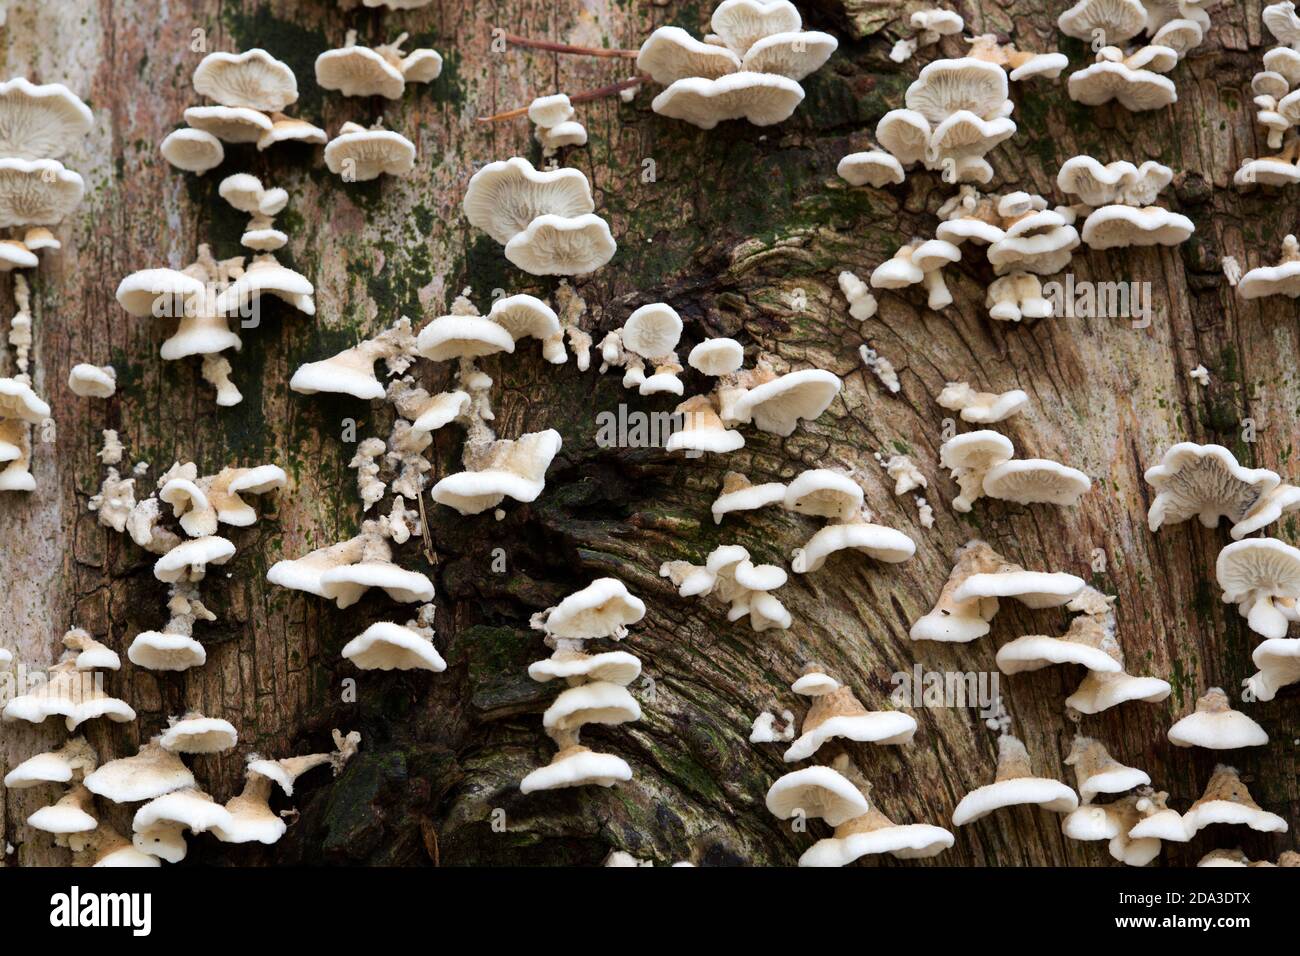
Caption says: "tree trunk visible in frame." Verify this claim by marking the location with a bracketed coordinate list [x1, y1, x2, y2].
[1, 0, 1296, 867]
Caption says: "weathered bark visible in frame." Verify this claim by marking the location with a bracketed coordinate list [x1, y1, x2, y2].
[1, 0, 1297, 867]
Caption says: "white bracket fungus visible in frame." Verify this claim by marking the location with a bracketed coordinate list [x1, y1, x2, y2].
[463, 157, 614, 276]
[783, 678, 916, 762]
[938, 430, 1012, 512]
[798, 760, 954, 866]
[4, 737, 98, 789]
[160, 713, 239, 754]
[527, 94, 588, 157]
[937, 381, 1028, 423]
[836, 151, 905, 188]
[1216, 537, 1300, 639]
[966, 34, 1067, 83]
[661, 543, 792, 631]
[522, 579, 645, 794]
[1245, 637, 1300, 701]
[710, 471, 786, 524]
[3, 658, 135, 731]
[951, 734, 1078, 825]
[267, 525, 434, 609]
[292, 316, 417, 399]
[1061, 793, 1163, 866]
[1138, 765, 1289, 842]
[1144, 442, 1291, 536]
[67, 363, 116, 398]
[911, 540, 1084, 642]
[1065, 736, 1151, 804]
[1167, 687, 1268, 749]
[343, 606, 446, 673]
[836, 270, 878, 320]
[324, 120, 416, 180]
[1067, 45, 1178, 111]
[765, 763, 871, 827]
[315, 31, 442, 100]
[1238, 234, 1300, 297]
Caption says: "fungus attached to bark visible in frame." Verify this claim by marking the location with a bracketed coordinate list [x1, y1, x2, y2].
[729, 367, 841, 436]
[67, 363, 116, 398]
[1060, 794, 1161, 866]
[1216, 537, 1300, 639]
[799, 766, 954, 866]
[1067, 46, 1178, 111]
[790, 514, 916, 574]
[315, 31, 442, 99]
[323, 121, 416, 180]
[661, 543, 791, 631]
[1167, 687, 1269, 749]
[651, 72, 806, 128]
[160, 128, 225, 173]
[783, 680, 917, 762]
[982, 458, 1092, 507]
[343, 615, 446, 673]
[2, 660, 136, 731]
[710, 472, 786, 524]
[939, 430, 1014, 512]
[1245, 637, 1300, 701]
[837, 150, 905, 188]
[1178, 765, 1289, 839]
[1238, 234, 1300, 298]
[0, 158, 85, 228]
[937, 382, 1028, 423]
[1065, 736, 1151, 804]
[160, 713, 239, 754]
[431, 428, 563, 515]
[951, 734, 1078, 825]
[0, 77, 93, 159]
[84, 739, 196, 804]
[765, 765, 871, 827]
[4, 737, 97, 789]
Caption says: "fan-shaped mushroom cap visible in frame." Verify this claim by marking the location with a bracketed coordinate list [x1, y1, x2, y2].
[84, 739, 195, 804]
[1238, 234, 1300, 298]
[153, 535, 235, 583]
[982, 458, 1092, 507]
[115, 267, 207, 318]
[783, 684, 917, 762]
[193, 49, 298, 112]
[688, 337, 744, 376]
[127, 631, 206, 671]
[938, 429, 1014, 512]
[315, 44, 406, 99]
[1265, 0, 1300, 48]
[1180, 765, 1289, 838]
[158, 713, 237, 754]
[28, 783, 98, 836]
[937, 382, 1028, 423]
[183, 105, 273, 144]
[1216, 538, 1300, 639]
[909, 540, 1008, 642]
[766, 766, 871, 826]
[1168, 687, 1268, 749]
[637, 26, 741, 85]
[711, 472, 786, 523]
[61, 628, 120, 671]
[316, 561, 435, 610]
[1058, 0, 1149, 44]
[874, 109, 930, 167]
[710, 0, 802, 55]
[160, 128, 225, 173]
[431, 428, 563, 515]
[1065, 736, 1150, 803]
[528, 648, 642, 685]
[905, 58, 1010, 125]
[621, 303, 683, 359]
[67, 363, 116, 399]
[782, 468, 863, 520]
[0, 78, 93, 160]
[463, 158, 595, 245]
[952, 734, 1078, 825]
[488, 294, 564, 362]
[4, 737, 98, 788]
[801, 801, 954, 866]
[792, 519, 916, 574]
[0, 376, 50, 423]
[1197, 848, 1252, 867]
[0, 157, 84, 227]
[1, 662, 136, 731]
[651, 72, 805, 128]
[837, 150, 905, 188]
[741, 30, 838, 81]
[542, 681, 642, 733]
[208, 775, 285, 845]
[1081, 205, 1194, 248]
[214, 254, 314, 316]
[520, 745, 632, 794]
[731, 368, 841, 436]
[955, 568, 1085, 610]
[416, 314, 515, 362]
[791, 665, 840, 696]
[1008, 52, 1070, 81]
[996, 615, 1123, 676]
[323, 121, 415, 180]
[1066, 668, 1171, 714]
[257, 114, 327, 151]
[342, 621, 446, 672]
[1068, 51, 1177, 110]
[1146, 443, 1280, 532]
[665, 395, 745, 454]
[0, 239, 37, 271]
[1246, 638, 1300, 702]
[531, 577, 645, 641]
[1060, 794, 1160, 865]
[986, 209, 1080, 275]
[503, 212, 616, 276]
[1057, 156, 1173, 207]
[134, 787, 232, 839]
